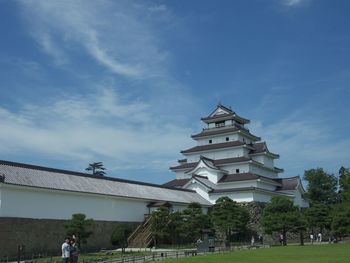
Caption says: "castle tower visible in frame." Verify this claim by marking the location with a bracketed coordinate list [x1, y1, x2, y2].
[163, 104, 308, 207]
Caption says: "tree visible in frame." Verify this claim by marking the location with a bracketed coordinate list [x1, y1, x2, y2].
[86, 162, 106, 176]
[211, 197, 249, 246]
[111, 224, 133, 252]
[150, 206, 171, 246]
[331, 202, 350, 237]
[181, 202, 212, 243]
[304, 168, 337, 205]
[339, 167, 350, 202]
[65, 213, 94, 248]
[262, 196, 305, 246]
[304, 203, 332, 233]
[167, 211, 184, 245]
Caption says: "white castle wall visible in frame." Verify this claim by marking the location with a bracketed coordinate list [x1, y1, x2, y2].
[249, 164, 278, 178]
[197, 134, 239, 145]
[251, 155, 275, 169]
[186, 148, 246, 162]
[0, 184, 191, 222]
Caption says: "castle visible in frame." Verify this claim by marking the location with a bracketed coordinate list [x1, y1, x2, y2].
[0, 104, 308, 256]
[164, 104, 308, 207]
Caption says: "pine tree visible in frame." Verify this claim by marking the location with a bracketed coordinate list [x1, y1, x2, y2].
[85, 162, 106, 176]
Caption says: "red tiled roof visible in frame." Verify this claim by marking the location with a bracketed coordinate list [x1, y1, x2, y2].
[181, 140, 246, 154]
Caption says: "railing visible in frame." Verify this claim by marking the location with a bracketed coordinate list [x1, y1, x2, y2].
[0, 244, 271, 263]
[127, 216, 153, 248]
[83, 246, 272, 263]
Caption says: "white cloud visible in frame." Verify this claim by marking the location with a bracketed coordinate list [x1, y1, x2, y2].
[250, 112, 350, 176]
[35, 32, 68, 65]
[0, 88, 192, 171]
[3, 0, 203, 182]
[18, 0, 170, 78]
[280, 0, 308, 7]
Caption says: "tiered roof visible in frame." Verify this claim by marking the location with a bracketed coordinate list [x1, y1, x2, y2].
[170, 156, 250, 171]
[181, 140, 246, 154]
[249, 142, 280, 158]
[191, 125, 260, 141]
[201, 104, 250, 125]
[162, 173, 300, 193]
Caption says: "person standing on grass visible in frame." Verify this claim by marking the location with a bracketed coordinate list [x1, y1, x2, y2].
[251, 236, 255, 246]
[70, 237, 80, 263]
[62, 238, 70, 263]
[310, 234, 314, 244]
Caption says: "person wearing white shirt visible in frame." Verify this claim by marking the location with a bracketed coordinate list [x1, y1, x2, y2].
[62, 238, 70, 263]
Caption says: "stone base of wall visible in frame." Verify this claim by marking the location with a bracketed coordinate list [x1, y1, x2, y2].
[0, 217, 139, 258]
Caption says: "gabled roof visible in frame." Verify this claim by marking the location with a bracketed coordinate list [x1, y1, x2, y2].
[275, 176, 304, 192]
[250, 142, 279, 158]
[184, 156, 223, 175]
[181, 140, 246, 154]
[0, 160, 211, 206]
[170, 156, 251, 171]
[201, 104, 250, 125]
[184, 175, 218, 190]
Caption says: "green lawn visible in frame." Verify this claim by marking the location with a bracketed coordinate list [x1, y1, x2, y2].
[165, 244, 350, 263]
[33, 251, 149, 263]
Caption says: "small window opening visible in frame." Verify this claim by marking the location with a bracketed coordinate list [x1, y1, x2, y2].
[209, 140, 212, 144]
[215, 121, 225, 128]
[226, 137, 229, 141]
[236, 169, 240, 174]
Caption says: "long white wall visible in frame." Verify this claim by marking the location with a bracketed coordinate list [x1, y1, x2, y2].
[0, 184, 192, 222]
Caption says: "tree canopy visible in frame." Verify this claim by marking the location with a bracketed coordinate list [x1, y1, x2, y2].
[339, 167, 350, 202]
[303, 168, 337, 205]
[332, 202, 350, 237]
[181, 202, 212, 242]
[150, 202, 211, 246]
[86, 162, 106, 176]
[110, 223, 133, 252]
[211, 197, 249, 245]
[262, 196, 305, 245]
[150, 206, 172, 246]
[304, 203, 332, 232]
[65, 213, 94, 248]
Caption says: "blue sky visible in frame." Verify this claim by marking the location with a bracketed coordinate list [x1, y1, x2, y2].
[0, 0, 349, 184]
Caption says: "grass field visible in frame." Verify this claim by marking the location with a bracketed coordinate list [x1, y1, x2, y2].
[165, 244, 350, 263]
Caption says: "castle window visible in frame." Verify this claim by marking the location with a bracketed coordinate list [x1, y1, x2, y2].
[209, 140, 212, 144]
[226, 137, 229, 141]
[236, 169, 240, 174]
[215, 121, 225, 128]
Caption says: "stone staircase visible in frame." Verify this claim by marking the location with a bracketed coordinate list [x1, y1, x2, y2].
[127, 215, 153, 248]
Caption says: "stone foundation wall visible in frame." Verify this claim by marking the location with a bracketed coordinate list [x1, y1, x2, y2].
[0, 217, 139, 258]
